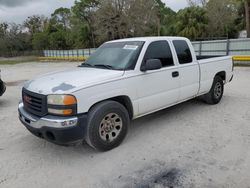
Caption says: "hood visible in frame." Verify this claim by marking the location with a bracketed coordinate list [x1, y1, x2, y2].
[24, 68, 124, 95]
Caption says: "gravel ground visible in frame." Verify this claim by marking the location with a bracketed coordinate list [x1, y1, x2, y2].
[0, 62, 250, 188]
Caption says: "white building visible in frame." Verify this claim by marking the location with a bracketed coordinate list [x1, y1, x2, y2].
[238, 30, 247, 38]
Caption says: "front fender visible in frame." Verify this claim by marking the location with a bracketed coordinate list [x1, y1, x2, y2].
[72, 79, 138, 116]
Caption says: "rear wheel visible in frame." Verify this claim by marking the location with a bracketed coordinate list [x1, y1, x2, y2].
[85, 101, 129, 151]
[203, 76, 224, 105]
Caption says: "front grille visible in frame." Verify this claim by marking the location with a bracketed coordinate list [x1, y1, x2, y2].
[22, 88, 47, 117]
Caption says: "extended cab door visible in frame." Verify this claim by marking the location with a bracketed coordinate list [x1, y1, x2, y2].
[172, 40, 200, 101]
[137, 40, 180, 116]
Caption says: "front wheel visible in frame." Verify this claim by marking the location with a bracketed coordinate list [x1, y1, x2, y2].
[203, 76, 224, 105]
[85, 101, 130, 151]
[0, 79, 6, 96]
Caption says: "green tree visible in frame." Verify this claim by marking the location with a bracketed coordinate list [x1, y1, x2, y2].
[72, 0, 100, 47]
[187, 0, 208, 6]
[93, 0, 160, 42]
[206, 0, 239, 38]
[154, 0, 177, 36]
[49, 8, 73, 49]
[175, 6, 208, 40]
[24, 15, 48, 35]
[0, 22, 8, 37]
[0, 22, 9, 56]
[1, 23, 31, 56]
[1, 0, 248, 56]
[48, 30, 68, 49]
[51, 7, 71, 29]
[233, 0, 246, 34]
[127, 0, 159, 37]
[32, 32, 49, 50]
[69, 18, 91, 48]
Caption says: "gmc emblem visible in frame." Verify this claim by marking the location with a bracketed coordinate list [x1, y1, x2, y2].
[24, 95, 32, 104]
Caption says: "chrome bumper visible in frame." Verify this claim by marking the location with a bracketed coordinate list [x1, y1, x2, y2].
[18, 102, 78, 129]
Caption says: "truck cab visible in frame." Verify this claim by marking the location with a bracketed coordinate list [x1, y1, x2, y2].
[18, 37, 233, 151]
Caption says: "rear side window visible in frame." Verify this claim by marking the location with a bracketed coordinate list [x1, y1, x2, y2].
[144, 41, 174, 67]
[173, 40, 193, 64]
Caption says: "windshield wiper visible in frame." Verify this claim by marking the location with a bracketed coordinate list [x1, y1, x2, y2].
[93, 64, 115, 70]
[78, 63, 93, 68]
[79, 63, 120, 70]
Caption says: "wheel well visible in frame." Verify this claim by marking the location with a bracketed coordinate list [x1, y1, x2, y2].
[89, 96, 134, 120]
[215, 71, 226, 81]
[109, 96, 134, 119]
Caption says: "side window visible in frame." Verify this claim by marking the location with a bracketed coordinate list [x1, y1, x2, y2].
[144, 41, 174, 67]
[173, 40, 193, 64]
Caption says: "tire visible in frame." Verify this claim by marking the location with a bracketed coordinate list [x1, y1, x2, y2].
[203, 76, 224, 105]
[0, 79, 6, 96]
[85, 101, 130, 151]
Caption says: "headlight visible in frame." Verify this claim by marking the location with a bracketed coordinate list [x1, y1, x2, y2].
[47, 95, 77, 105]
[47, 95, 77, 116]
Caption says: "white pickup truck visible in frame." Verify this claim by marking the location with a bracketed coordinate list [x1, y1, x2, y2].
[18, 37, 233, 151]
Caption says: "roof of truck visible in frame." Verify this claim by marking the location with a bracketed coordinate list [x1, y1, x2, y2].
[106, 36, 189, 43]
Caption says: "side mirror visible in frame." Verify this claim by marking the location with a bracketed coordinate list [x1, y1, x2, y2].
[141, 59, 162, 72]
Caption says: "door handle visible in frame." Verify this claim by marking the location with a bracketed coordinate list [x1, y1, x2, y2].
[172, 71, 179, 78]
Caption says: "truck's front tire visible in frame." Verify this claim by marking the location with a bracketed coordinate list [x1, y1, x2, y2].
[203, 76, 224, 105]
[85, 101, 130, 151]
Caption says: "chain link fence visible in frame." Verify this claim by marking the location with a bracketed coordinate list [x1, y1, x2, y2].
[40, 49, 96, 61]
[192, 38, 250, 65]
[192, 38, 250, 56]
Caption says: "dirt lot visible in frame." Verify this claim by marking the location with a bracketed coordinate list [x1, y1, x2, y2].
[0, 62, 250, 188]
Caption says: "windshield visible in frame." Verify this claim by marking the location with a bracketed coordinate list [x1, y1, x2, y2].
[82, 41, 144, 70]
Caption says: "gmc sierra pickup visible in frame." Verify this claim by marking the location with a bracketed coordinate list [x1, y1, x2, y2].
[0, 70, 6, 96]
[18, 37, 233, 151]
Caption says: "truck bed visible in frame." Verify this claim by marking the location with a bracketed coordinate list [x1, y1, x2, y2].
[197, 55, 233, 95]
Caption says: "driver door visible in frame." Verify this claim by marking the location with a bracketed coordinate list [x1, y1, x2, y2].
[137, 40, 180, 116]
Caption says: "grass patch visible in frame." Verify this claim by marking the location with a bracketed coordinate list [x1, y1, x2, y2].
[0, 56, 38, 65]
[0, 61, 22, 65]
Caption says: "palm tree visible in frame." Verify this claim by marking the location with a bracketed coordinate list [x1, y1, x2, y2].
[176, 6, 208, 40]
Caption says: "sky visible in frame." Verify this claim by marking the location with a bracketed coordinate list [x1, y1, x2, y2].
[0, 0, 188, 24]
[163, 0, 188, 11]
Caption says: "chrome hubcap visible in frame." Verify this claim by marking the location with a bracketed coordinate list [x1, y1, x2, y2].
[99, 113, 123, 142]
[214, 82, 222, 99]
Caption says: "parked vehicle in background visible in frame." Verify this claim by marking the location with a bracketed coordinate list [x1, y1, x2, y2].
[18, 37, 234, 151]
[0, 70, 6, 96]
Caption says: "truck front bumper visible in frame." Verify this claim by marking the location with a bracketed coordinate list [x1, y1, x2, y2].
[0, 79, 6, 96]
[18, 103, 87, 145]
